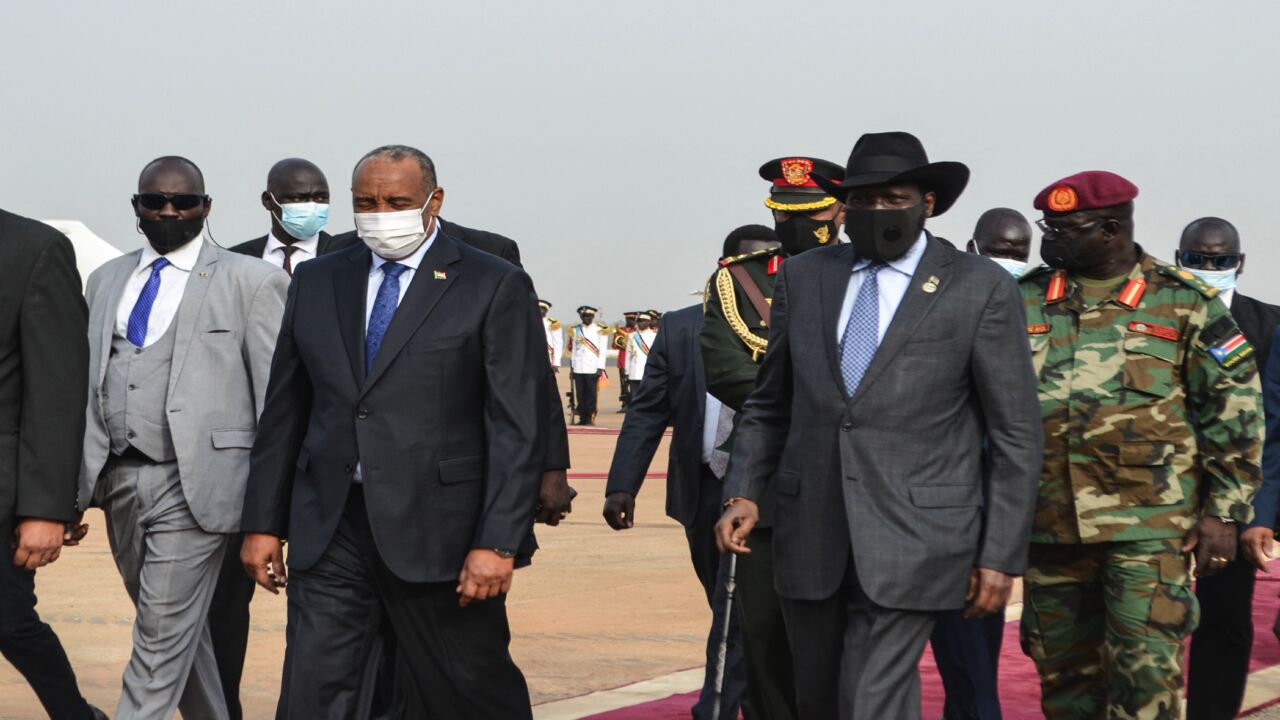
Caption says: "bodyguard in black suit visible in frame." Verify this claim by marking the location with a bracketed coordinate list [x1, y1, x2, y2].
[241, 146, 547, 718]
[0, 208, 104, 719]
[216, 158, 360, 720]
[1180, 217, 1280, 720]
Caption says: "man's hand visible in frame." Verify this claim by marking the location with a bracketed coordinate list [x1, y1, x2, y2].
[241, 533, 287, 594]
[715, 499, 759, 554]
[1241, 526, 1275, 573]
[1183, 516, 1239, 578]
[12, 519, 65, 570]
[535, 470, 574, 526]
[602, 492, 636, 530]
[964, 567, 1015, 619]
[456, 549, 514, 607]
[63, 512, 90, 546]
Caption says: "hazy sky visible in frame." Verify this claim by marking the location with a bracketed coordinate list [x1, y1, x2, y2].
[4, 1, 1278, 319]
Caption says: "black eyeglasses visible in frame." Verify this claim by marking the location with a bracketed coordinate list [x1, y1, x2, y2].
[134, 193, 209, 211]
[1177, 250, 1241, 271]
[1036, 218, 1103, 238]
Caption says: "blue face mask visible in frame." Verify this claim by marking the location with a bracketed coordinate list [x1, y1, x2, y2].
[1183, 267, 1238, 293]
[987, 256, 1028, 279]
[272, 194, 329, 240]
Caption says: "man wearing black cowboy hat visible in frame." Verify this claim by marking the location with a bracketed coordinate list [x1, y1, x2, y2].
[701, 154, 845, 720]
[716, 132, 1042, 719]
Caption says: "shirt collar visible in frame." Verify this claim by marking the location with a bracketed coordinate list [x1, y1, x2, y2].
[268, 230, 319, 257]
[137, 230, 205, 274]
[369, 218, 439, 275]
[851, 230, 928, 276]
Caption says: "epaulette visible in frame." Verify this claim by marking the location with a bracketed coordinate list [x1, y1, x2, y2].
[718, 247, 781, 268]
[549, 319, 561, 330]
[1018, 264, 1055, 284]
[1154, 261, 1219, 299]
[596, 322, 610, 330]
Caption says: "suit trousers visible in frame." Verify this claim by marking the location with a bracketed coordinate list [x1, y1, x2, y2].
[930, 609, 1005, 720]
[687, 466, 747, 720]
[208, 531, 256, 720]
[1187, 551, 1257, 720]
[736, 528, 797, 720]
[96, 457, 230, 720]
[572, 372, 598, 424]
[277, 485, 532, 719]
[0, 542, 95, 719]
[779, 559, 937, 720]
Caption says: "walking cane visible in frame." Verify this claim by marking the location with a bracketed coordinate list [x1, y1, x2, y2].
[710, 553, 738, 720]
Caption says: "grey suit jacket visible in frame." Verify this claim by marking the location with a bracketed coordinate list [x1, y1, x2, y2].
[724, 236, 1043, 611]
[80, 240, 289, 533]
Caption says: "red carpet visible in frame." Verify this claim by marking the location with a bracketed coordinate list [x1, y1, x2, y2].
[586, 563, 1280, 719]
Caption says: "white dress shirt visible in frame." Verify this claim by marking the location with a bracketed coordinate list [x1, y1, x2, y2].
[835, 232, 928, 345]
[701, 393, 724, 464]
[1221, 288, 1236, 308]
[364, 222, 438, 331]
[263, 230, 319, 270]
[114, 233, 206, 346]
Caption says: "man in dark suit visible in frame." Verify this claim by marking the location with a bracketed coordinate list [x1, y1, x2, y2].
[1180, 217, 1280, 720]
[718, 132, 1043, 719]
[241, 145, 547, 718]
[216, 158, 360, 720]
[330, 217, 520, 266]
[0, 208, 105, 719]
[604, 225, 779, 720]
[229, 159, 357, 275]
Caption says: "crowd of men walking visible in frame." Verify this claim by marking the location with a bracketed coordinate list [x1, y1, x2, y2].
[0, 131, 1276, 720]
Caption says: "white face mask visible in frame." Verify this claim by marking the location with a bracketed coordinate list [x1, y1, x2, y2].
[988, 256, 1029, 279]
[354, 195, 435, 259]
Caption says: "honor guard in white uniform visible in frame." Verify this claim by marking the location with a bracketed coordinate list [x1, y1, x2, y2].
[568, 305, 610, 425]
[540, 299, 563, 370]
[626, 312, 658, 400]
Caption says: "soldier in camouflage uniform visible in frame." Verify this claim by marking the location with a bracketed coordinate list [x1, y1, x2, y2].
[1018, 171, 1263, 719]
[701, 156, 842, 720]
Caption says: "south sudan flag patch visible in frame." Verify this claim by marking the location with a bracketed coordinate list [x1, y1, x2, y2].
[1209, 332, 1254, 368]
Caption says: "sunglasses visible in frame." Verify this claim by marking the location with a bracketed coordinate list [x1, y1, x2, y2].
[134, 192, 209, 211]
[1177, 250, 1241, 271]
[1036, 218, 1104, 238]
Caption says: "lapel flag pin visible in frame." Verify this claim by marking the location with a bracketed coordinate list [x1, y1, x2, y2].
[922, 275, 940, 293]
[199, 272, 209, 278]
[433, 270, 447, 280]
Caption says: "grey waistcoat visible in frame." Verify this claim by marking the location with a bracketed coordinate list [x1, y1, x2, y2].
[104, 323, 178, 462]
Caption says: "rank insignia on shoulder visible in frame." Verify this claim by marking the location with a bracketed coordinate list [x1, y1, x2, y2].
[1127, 321, 1179, 341]
[1027, 323, 1050, 334]
[1209, 332, 1254, 368]
[767, 256, 782, 275]
[1046, 271, 1067, 303]
[1116, 278, 1146, 309]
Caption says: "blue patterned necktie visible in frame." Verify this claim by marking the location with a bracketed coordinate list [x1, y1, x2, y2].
[839, 263, 884, 396]
[125, 258, 171, 347]
[366, 262, 408, 372]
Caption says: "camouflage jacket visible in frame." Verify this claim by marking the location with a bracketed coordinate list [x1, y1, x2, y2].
[701, 248, 780, 411]
[1019, 250, 1262, 544]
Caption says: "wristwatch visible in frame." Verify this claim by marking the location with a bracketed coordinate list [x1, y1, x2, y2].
[491, 548, 517, 559]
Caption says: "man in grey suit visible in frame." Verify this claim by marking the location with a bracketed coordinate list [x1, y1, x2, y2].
[717, 132, 1042, 720]
[80, 156, 289, 719]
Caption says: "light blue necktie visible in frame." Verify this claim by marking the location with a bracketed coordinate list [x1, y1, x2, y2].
[839, 263, 884, 396]
[126, 258, 170, 347]
[366, 262, 407, 372]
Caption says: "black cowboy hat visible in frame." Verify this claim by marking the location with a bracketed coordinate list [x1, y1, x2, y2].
[812, 131, 970, 216]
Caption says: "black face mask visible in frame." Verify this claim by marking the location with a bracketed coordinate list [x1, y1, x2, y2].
[138, 217, 203, 254]
[843, 203, 925, 262]
[775, 215, 838, 256]
[1039, 238, 1087, 272]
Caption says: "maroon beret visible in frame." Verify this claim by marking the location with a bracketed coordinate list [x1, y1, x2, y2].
[1033, 171, 1139, 214]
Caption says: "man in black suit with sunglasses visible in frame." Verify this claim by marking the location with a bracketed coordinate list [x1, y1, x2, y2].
[1180, 216, 1280, 720]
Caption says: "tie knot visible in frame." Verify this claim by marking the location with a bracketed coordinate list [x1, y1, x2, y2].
[863, 262, 885, 277]
[279, 245, 299, 257]
[382, 262, 407, 279]
[151, 257, 171, 272]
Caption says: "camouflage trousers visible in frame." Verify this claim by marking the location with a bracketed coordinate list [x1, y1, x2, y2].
[1021, 539, 1199, 720]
